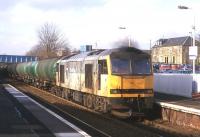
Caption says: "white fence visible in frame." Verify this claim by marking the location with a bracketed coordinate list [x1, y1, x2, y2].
[154, 73, 200, 98]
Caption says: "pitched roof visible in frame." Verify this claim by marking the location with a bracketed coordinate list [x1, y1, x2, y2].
[153, 36, 195, 47]
[163, 36, 189, 46]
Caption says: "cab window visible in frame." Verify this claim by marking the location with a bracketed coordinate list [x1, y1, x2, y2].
[98, 60, 108, 74]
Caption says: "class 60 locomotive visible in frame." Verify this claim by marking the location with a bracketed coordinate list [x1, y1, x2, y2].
[7, 47, 154, 118]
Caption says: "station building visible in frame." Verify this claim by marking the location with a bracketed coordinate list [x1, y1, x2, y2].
[151, 36, 200, 65]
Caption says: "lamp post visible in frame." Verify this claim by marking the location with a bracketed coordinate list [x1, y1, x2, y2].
[178, 5, 197, 74]
[119, 27, 131, 47]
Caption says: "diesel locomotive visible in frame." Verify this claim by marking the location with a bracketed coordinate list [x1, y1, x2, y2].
[7, 47, 154, 117]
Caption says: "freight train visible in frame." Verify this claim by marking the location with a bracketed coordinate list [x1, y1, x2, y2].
[7, 47, 154, 118]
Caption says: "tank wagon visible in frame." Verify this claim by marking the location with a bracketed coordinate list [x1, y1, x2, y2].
[8, 47, 154, 117]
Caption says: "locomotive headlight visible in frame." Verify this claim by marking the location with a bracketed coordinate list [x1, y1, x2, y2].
[146, 90, 153, 93]
[110, 89, 119, 94]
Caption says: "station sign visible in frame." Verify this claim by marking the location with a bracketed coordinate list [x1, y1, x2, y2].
[189, 46, 197, 60]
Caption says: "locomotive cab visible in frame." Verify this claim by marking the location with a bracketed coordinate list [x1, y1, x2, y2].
[109, 49, 153, 95]
[102, 48, 154, 116]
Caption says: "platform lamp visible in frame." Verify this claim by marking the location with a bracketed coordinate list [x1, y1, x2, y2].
[178, 5, 197, 74]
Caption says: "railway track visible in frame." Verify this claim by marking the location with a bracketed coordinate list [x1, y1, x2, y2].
[10, 80, 200, 137]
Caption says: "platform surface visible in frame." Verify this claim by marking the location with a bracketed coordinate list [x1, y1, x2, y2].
[155, 92, 200, 115]
[3, 84, 90, 137]
[0, 84, 51, 137]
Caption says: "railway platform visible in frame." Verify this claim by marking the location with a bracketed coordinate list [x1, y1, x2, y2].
[0, 83, 52, 136]
[1, 84, 90, 137]
[155, 92, 200, 130]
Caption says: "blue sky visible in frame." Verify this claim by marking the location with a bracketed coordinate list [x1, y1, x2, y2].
[0, 0, 200, 55]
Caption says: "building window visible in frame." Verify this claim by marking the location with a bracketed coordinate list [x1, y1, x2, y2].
[165, 57, 168, 64]
[173, 56, 175, 64]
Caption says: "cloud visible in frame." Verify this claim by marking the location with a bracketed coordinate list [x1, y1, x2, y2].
[26, 0, 106, 10]
[0, 0, 19, 10]
[1, 0, 200, 55]
[0, 0, 106, 11]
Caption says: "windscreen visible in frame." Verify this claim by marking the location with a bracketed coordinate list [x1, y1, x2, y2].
[111, 52, 151, 75]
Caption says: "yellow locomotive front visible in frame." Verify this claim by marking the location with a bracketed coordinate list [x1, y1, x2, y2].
[101, 48, 154, 117]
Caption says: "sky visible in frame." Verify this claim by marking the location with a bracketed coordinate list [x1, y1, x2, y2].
[0, 0, 200, 55]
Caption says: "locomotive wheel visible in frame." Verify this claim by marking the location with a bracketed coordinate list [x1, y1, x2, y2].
[61, 91, 65, 98]
[102, 103, 107, 113]
[83, 94, 87, 107]
[100, 98, 107, 113]
[64, 90, 71, 100]
[86, 95, 93, 109]
[94, 96, 100, 111]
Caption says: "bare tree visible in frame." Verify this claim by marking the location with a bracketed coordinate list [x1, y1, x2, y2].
[26, 23, 70, 59]
[112, 37, 139, 49]
[38, 23, 70, 58]
[26, 44, 47, 60]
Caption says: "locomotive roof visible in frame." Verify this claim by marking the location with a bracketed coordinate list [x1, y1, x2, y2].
[60, 47, 147, 62]
[61, 49, 105, 62]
